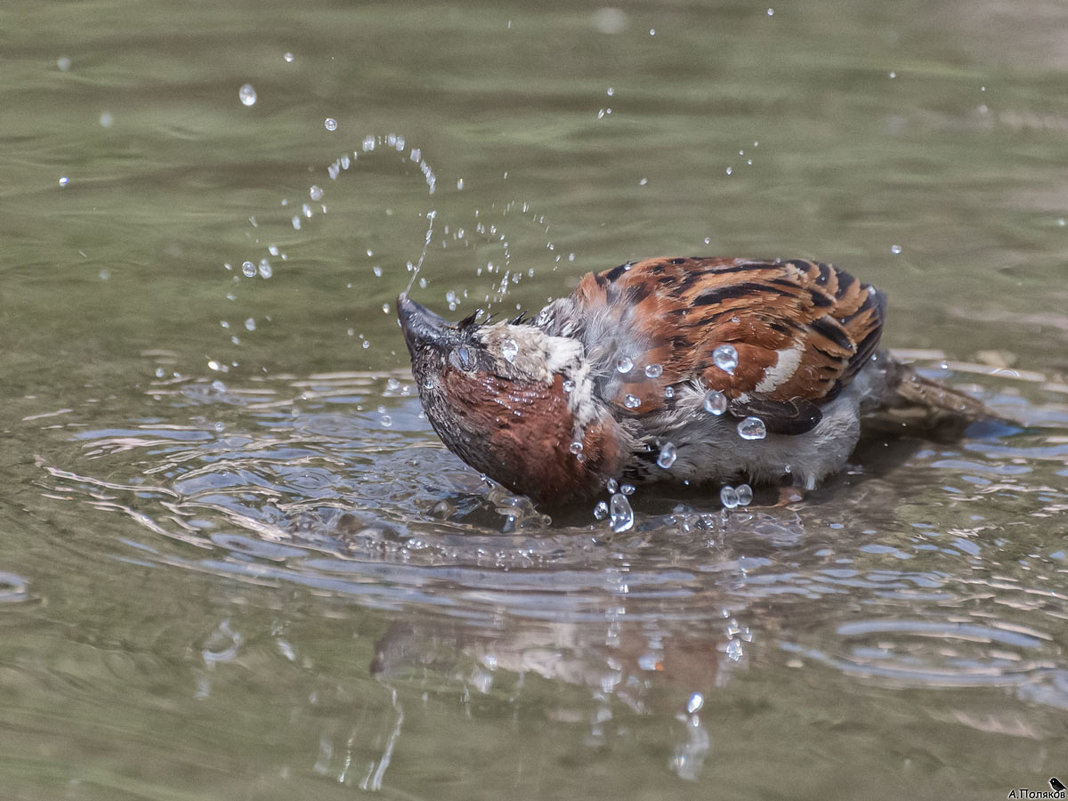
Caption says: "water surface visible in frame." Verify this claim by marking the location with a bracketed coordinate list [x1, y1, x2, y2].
[2, 1, 1068, 799]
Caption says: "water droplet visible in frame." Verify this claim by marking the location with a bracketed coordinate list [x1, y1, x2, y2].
[501, 338, 519, 363]
[702, 389, 727, 415]
[562, 379, 575, 393]
[593, 501, 609, 520]
[888, 70, 896, 79]
[725, 166, 733, 176]
[99, 112, 114, 128]
[725, 638, 744, 661]
[735, 483, 753, 506]
[623, 394, 641, 409]
[766, 7, 774, 16]
[309, 185, 323, 201]
[241, 261, 256, 277]
[615, 355, 634, 374]
[657, 442, 678, 469]
[609, 493, 634, 533]
[713, 344, 738, 374]
[238, 84, 257, 106]
[664, 386, 675, 399]
[569, 441, 584, 455]
[621, 483, 635, 495]
[58, 176, 69, 187]
[244, 318, 256, 331]
[687, 692, 704, 714]
[258, 259, 273, 279]
[57, 56, 72, 72]
[720, 485, 739, 509]
[606, 478, 619, 493]
[284, 52, 294, 63]
[324, 117, 338, 131]
[380, 414, 392, 428]
[737, 416, 767, 440]
[644, 363, 663, 378]
[890, 244, 902, 255]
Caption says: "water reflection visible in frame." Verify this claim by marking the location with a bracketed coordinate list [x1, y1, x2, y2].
[369, 613, 730, 781]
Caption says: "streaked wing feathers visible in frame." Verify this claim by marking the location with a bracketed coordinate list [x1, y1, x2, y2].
[572, 257, 886, 428]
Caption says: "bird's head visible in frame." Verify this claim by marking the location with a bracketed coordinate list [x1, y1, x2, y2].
[396, 293, 622, 502]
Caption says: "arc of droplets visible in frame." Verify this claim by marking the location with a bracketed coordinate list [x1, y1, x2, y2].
[326, 134, 439, 297]
[222, 133, 441, 370]
[248, 132, 439, 290]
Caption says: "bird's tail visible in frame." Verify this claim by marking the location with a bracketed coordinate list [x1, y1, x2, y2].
[857, 350, 1014, 439]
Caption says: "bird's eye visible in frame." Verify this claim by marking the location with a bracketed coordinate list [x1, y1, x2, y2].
[449, 346, 475, 372]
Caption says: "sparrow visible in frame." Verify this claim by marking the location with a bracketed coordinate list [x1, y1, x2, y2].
[397, 257, 1001, 505]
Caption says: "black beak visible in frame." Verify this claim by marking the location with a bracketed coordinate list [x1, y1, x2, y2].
[397, 292, 451, 355]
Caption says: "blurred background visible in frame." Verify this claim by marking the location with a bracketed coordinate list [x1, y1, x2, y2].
[2, 1, 1067, 799]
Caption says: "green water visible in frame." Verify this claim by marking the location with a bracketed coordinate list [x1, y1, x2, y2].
[2, 1, 1067, 799]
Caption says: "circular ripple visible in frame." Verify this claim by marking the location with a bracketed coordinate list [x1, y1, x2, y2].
[787, 617, 1054, 688]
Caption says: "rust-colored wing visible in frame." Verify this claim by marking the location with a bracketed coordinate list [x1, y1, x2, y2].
[570, 257, 886, 433]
